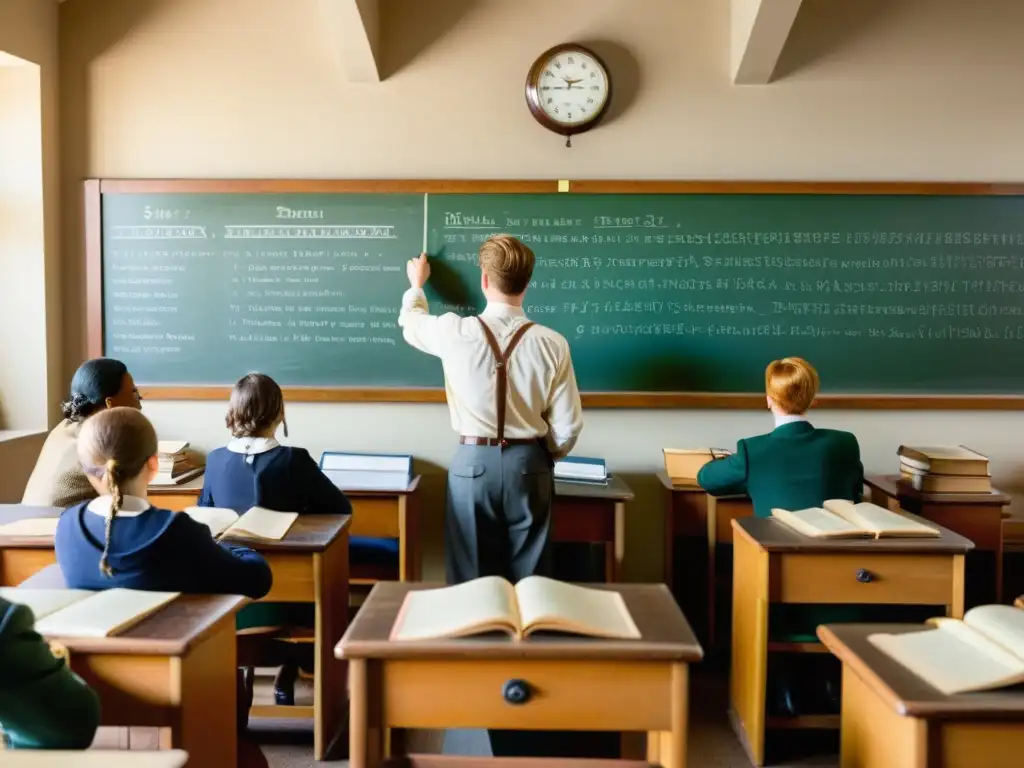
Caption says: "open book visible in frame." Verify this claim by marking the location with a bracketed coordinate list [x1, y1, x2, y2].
[182, 506, 298, 541]
[0, 587, 178, 638]
[869, 604, 1024, 694]
[771, 499, 940, 539]
[0, 517, 59, 537]
[390, 576, 641, 642]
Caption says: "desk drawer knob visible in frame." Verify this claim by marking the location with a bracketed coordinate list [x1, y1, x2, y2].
[502, 679, 531, 705]
[855, 569, 874, 583]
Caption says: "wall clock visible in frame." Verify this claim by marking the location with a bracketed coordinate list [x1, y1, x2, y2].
[525, 43, 611, 147]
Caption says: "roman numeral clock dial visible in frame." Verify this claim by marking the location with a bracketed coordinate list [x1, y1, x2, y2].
[525, 43, 611, 147]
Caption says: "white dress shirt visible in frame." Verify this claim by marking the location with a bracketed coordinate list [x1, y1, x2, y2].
[399, 287, 584, 459]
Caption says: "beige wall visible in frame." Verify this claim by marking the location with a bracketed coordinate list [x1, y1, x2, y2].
[0, 0, 60, 499]
[0, 64, 47, 430]
[54, 0, 1024, 577]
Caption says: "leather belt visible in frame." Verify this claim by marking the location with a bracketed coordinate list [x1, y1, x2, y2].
[460, 436, 540, 447]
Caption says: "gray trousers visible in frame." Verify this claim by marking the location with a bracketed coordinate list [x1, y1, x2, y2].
[445, 441, 554, 584]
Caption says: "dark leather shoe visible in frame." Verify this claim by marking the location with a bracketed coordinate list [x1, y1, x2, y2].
[273, 663, 298, 706]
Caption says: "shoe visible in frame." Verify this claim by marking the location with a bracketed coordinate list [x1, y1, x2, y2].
[273, 663, 298, 706]
[237, 666, 255, 731]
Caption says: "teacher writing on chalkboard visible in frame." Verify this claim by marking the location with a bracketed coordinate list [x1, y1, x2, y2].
[400, 235, 584, 585]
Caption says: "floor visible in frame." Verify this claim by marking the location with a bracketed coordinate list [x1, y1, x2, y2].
[251, 671, 839, 768]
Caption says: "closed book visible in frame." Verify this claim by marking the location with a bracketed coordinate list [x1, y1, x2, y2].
[897, 445, 989, 476]
[663, 447, 732, 485]
[899, 471, 992, 494]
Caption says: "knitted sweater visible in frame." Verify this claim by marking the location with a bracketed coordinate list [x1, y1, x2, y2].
[21, 420, 97, 508]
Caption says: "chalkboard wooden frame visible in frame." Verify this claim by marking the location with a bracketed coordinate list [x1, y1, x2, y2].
[85, 178, 1024, 409]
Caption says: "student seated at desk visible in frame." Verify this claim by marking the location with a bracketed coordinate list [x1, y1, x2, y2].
[697, 356, 863, 516]
[698, 357, 863, 716]
[0, 596, 100, 749]
[54, 407, 272, 597]
[22, 357, 142, 508]
[197, 372, 353, 705]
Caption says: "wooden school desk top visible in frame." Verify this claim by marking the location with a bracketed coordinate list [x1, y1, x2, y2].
[238, 512, 351, 553]
[866, 474, 1012, 507]
[733, 516, 975, 554]
[555, 474, 634, 501]
[149, 474, 422, 496]
[0, 504, 62, 547]
[656, 470, 699, 492]
[2, 751, 188, 768]
[818, 623, 1024, 719]
[0, 502, 350, 554]
[14, 564, 245, 655]
[336, 581, 702, 662]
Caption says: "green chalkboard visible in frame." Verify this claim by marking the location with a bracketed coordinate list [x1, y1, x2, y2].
[93, 181, 1024, 402]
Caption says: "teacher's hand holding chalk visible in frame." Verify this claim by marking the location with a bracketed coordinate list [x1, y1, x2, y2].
[406, 253, 431, 289]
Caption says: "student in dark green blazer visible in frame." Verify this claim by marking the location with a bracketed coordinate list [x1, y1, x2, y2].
[698, 357, 864, 718]
[0, 596, 100, 749]
[697, 358, 863, 516]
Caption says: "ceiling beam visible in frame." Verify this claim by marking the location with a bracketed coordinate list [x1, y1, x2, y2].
[319, 0, 382, 83]
[730, 0, 804, 84]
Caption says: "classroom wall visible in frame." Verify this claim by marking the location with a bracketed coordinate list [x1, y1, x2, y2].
[55, 0, 1024, 578]
[0, 0, 61, 498]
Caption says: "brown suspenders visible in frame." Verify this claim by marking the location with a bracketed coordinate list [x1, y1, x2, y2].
[475, 317, 535, 447]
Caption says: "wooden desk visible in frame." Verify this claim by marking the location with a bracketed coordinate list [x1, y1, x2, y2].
[1016, 595, 1023, 608]
[2, 751, 188, 767]
[13, 565, 241, 767]
[657, 472, 754, 647]
[149, 474, 423, 583]
[865, 475, 1009, 605]
[0, 505, 351, 761]
[336, 582, 703, 768]
[553, 476, 634, 582]
[730, 517, 973, 767]
[819, 622, 1024, 767]
[0, 504, 61, 584]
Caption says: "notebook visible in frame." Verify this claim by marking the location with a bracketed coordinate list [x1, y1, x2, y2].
[0, 588, 178, 638]
[0, 517, 59, 537]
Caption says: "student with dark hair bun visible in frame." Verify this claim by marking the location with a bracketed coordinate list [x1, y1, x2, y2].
[199, 372, 354, 704]
[22, 357, 142, 507]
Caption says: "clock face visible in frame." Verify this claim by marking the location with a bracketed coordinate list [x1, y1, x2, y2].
[534, 48, 609, 127]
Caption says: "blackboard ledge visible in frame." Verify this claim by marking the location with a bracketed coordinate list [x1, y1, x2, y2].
[133, 386, 1024, 410]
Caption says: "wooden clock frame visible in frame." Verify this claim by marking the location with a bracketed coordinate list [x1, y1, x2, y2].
[524, 43, 612, 145]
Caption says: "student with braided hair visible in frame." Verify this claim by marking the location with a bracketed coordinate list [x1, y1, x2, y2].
[54, 407, 272, 598]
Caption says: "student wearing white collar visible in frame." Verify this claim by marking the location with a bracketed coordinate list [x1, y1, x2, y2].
[697, 357, 862, 518]
[697, 357, 865, 720]
[198, 372, 354, 705]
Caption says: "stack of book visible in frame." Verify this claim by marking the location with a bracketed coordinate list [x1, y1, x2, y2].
[152, 440, 205, 486]
[553, 456, 608, 485]
[898, 445, 991, 493]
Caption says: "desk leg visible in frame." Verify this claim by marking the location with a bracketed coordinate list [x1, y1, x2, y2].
[611, 501, 626, 582]
[951, 554, 966, 619]
[349, 659, 384, 768]
[706, 497, 718, 649]
[169, 618, 237, 767]
[314, 531, 350, 761]
[398, 495, 408, 582]
[646, 662, 688, 768]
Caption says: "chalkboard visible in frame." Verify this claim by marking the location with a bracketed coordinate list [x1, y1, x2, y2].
[86, 179, 1024, 408]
